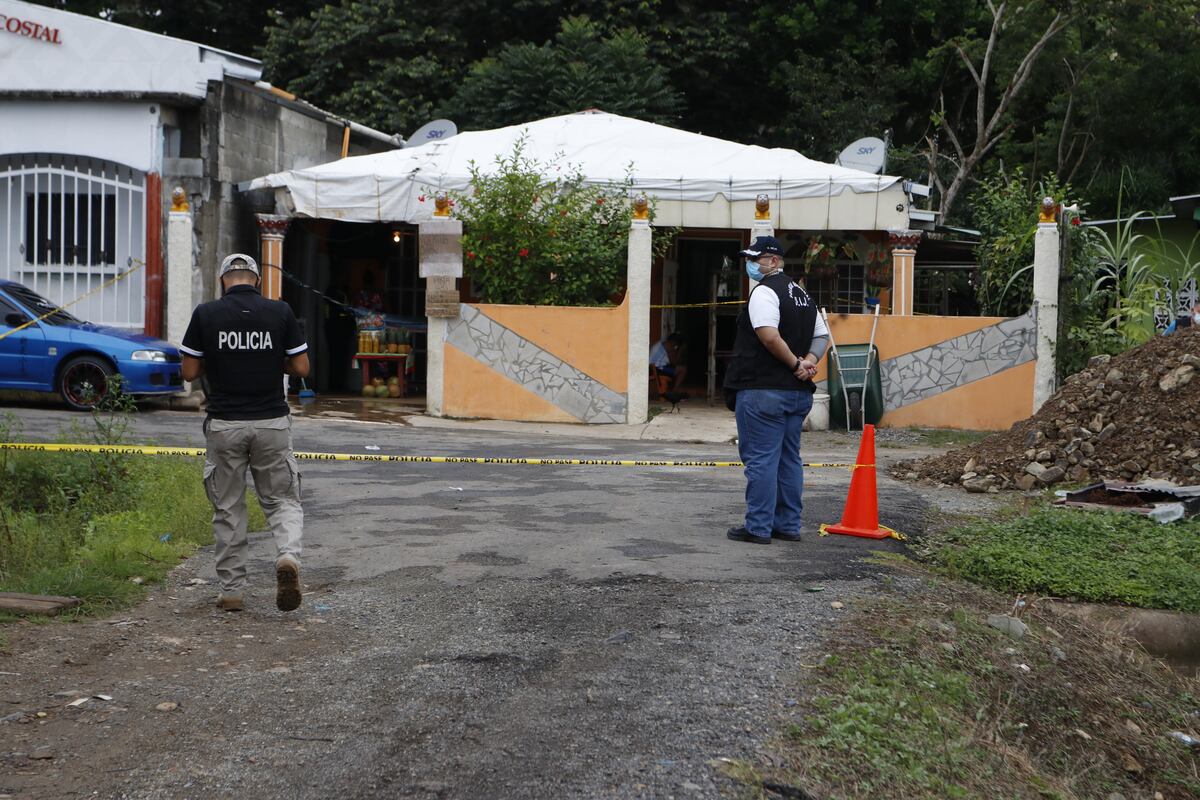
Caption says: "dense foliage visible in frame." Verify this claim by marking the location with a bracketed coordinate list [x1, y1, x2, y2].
[453, 142, 666, 306]
[37, 0, 1200, 222]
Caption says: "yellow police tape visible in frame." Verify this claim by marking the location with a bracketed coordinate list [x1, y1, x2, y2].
[0, 442, 863, 470]
[0, 260, 145, 343]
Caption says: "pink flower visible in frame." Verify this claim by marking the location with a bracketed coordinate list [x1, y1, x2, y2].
[518, 248, 530, 258]
[466, 251, 476, 259]
[418, 195, 426, 202]
[1071, 217, 1081, 226]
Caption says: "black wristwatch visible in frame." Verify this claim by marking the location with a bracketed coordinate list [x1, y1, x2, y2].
[793, 357, 803, 372]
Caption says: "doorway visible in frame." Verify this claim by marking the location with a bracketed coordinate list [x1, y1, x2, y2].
[666, 236, 744, 403]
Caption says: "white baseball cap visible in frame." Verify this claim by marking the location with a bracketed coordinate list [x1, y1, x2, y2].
[219, 253, 260, 279]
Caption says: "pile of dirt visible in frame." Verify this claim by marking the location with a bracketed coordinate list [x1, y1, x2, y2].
[896, 327, 1200, 491]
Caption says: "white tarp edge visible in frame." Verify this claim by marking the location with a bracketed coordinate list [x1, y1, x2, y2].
[249, 111, 903, 225]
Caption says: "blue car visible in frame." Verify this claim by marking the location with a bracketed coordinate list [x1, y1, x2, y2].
[0, 280, 183, 410]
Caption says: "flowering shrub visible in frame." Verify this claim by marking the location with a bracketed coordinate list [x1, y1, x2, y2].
[453, 140, 657, 306]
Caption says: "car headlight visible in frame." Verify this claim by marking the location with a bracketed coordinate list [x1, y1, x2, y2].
[131, 350, 170, 362]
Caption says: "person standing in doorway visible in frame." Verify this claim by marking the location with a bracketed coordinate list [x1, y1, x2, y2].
[180, 253, 310, 612]
[722, 236, 829, 545]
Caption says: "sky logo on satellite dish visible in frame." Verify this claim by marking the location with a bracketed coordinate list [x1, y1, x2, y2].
[406, 119, 458, 148]
[836, 136, 887, 174]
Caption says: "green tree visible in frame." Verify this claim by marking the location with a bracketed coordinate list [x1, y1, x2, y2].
[454, 141, 666, 306]
[26, 0, 323, 58]
[441, 17, 683, 130]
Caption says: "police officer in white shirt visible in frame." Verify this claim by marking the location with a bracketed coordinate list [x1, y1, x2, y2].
[722, 236, 829, 545]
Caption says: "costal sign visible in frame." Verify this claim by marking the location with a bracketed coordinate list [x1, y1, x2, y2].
[0, 12, 62, 44]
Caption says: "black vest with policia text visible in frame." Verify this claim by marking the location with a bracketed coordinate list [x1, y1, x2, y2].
[723, 271, 818, 393]
[180, 284, 308, 420]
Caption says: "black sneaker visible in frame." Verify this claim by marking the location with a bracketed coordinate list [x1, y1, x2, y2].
[772, 530, 803, 542]
[727, 526, 771, 545]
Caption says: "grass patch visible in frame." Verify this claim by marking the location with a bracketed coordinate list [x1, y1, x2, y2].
[909, 427, 993, 448]
[741, 578, 1200, 800]
[1, 424, 265, 615]
[922, 503, 1200, 612]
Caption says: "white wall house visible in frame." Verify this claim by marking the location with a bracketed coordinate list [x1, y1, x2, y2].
[0, 0, 398, 336]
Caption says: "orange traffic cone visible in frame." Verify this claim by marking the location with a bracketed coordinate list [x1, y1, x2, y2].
[819, 424, 904, 541]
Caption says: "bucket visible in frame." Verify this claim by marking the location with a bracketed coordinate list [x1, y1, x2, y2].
[805, 392, 830, 431]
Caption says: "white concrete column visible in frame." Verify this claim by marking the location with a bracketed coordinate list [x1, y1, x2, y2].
[420, 217, 463, 420]
[626, 217, 653, 424]
[425, 317, 447, 417]
[1032, 221, 1061, 411]
[888, 229, 921, 316]
[255, 214, 290, 300]
[749, 214, 774, 289]
[165, 202, 193, 346]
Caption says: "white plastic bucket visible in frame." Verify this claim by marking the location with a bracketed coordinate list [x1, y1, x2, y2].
[805, 392, 831, 431]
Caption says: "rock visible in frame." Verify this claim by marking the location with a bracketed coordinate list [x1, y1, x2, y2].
[1182, 353, 1200, 367]
[1159, 364, 1195, 392]
[1124, 719, 1141, 735]
[963, 477, 991, 493]
[1025, 462, 1047, 478]
[1016, 475, 1038, 491]
[1120, 460, 1142, 474]
[29, 748, 53, 760]
[1036, 449, 1053, 463]
[830, 601, 844, 610]
[265, 666, 291, 674]
[1107, 794, 1125, 800]
[1050, 646, 1067, 663]
[1105, 368, 1124, 383]
[155, 701, 179, 712]
[1088, 354, 1111, 367]
[987, 614, 1028, 639]
[1081, 441, 1095, 456]
[1096, 423, 1117, 441]
[1038, 466, 1066, 485]
[1089, 414, 1105, 433]
[960, 471, 979, 481]
[963, 458, 977, 474]
[905, 471, 919, 481]
[603, 630, 633, 645]
[939, 642, 955, 653]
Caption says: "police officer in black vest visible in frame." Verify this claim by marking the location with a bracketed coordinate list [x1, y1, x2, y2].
[180, 254, 309, 612]
[723, 236, 829, 545]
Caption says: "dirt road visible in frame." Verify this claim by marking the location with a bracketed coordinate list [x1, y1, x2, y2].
[0, 408, 978, 799]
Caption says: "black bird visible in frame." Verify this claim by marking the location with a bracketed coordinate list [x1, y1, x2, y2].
[661, 390, 688, 413]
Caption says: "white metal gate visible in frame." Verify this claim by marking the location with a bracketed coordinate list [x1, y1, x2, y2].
[0, 153, 146, 329]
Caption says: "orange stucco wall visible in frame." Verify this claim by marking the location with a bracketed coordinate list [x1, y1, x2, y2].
[880, 360, 1035, 430]
[813, 314, 1009, 382]
[472, 298, 630, 392]
[813, 313, 1034, 430]
[443, 343, 579, 422]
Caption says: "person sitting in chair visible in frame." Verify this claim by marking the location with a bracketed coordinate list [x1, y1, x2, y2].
[650, 333, 688, 391]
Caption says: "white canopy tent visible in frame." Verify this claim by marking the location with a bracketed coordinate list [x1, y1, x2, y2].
[248, 111, 911, 231]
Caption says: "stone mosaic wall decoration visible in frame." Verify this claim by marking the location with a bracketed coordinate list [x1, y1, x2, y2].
[446, 304, 627, 423]
[880, 311, 1036, 410]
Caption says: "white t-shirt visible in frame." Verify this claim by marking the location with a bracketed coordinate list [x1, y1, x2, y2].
[748, 283, 830, 337]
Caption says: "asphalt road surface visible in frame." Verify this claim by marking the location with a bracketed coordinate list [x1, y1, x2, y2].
[1, 405, 930, 799]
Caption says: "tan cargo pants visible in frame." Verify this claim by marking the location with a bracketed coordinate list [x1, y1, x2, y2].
[203, 415, 303, 594]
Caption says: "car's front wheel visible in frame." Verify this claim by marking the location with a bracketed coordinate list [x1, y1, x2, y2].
[58, 355, 114, 410]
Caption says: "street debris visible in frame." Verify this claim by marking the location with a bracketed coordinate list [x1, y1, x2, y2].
[1053, 480, 1199, 522]
[0, 591, 82, 616]
[1168, 730, 1199, 749]
[898, 328, 1200, 489]
[155, 701, 178, 712]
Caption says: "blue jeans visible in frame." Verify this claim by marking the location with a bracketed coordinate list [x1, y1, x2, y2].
[734, 389, 813, 537]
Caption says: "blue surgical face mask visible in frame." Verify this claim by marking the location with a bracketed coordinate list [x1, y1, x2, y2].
[745, 259, 765, 282]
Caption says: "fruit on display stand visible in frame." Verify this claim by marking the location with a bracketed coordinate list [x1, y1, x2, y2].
[371, 377, 385, 388]
[361, 385, 375, 398]
[387, 376, 400, 386]
[388, 383, 401, 397]
[374, 385, 389, 398]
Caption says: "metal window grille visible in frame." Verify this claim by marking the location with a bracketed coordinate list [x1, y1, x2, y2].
[0, 153, 146, 329]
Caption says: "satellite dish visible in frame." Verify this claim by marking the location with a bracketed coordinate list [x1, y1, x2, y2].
[405, 119, 458, 148]
[836, 136, 887, 174]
